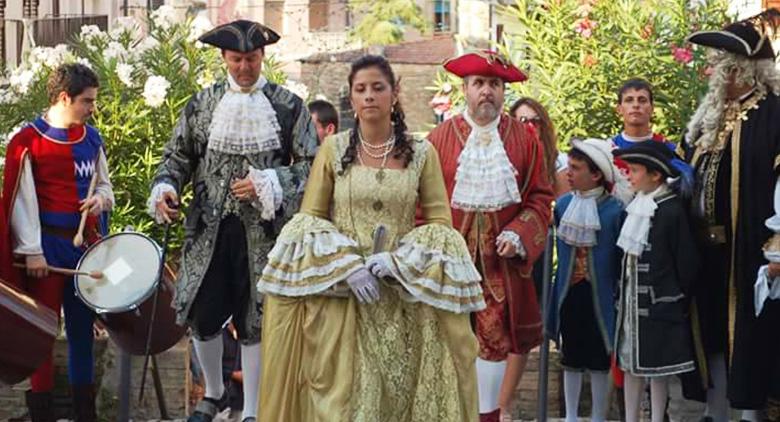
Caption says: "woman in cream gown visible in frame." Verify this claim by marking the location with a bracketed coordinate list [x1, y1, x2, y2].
[257, 55, 485, 421]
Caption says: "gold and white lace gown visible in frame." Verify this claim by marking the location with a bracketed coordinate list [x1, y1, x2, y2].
[257, 132, 485, 421]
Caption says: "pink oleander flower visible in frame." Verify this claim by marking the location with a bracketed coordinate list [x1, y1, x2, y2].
[574, 18, 596, 39]
[672, 46, 693, 64]
[582, 53, 598, 67]
[430, 94, 452, 116]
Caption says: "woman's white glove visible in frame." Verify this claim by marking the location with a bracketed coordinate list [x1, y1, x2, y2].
[346, 267, 381, 304]
[365, 252, 395, 279]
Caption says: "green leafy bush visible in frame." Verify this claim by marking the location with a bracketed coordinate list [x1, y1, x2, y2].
[0, 7, 288, 247]
[430, 0, 730, 146]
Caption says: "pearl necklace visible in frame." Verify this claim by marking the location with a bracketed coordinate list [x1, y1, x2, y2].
[359, 129, 395, 150]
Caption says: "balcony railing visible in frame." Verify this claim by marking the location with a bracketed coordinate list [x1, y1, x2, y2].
[2, 14, 107, 66]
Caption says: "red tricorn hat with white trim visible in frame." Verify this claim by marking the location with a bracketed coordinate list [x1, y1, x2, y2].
[443, 50, 527, 83]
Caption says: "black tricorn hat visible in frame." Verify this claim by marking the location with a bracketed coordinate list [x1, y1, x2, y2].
[687, 9, 780, 59]
[612, 140, 680, 179]
[198, 19, 280, 52]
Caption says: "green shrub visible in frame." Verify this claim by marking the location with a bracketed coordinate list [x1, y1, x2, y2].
[0, 7, 288, 248]
[429, 0, 730, 147]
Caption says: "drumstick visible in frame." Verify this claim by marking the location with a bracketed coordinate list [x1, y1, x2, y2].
[13, 263, 104, 279]
[73, 165, 99, 247]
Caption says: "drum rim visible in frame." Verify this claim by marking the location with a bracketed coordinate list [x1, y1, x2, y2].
[75, 231, 163, 314]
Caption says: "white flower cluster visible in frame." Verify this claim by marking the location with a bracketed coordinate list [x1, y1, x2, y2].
[8, 68, 36, 95]
[116, 63, 135, 87]
[142, 75, 171, 108]
[80, 25, 103, 42]
[75, 57, 92, 69]
[151, 5, 179, 31]
[110, 16, 141, 39]
[196, 72, 215, 88]
[104, 41, 127, 61]
[188, 15, 213, 47]
[136, 36, 160, 55]
[29, 44, 70, 69]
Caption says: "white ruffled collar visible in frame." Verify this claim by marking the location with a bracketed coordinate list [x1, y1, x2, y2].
[558, 186, 604, 247]
[227, 73, 267, 93]
[617, 184, 668, 256]
[207, 74, 281, 155]
[450, 112, 521, 212]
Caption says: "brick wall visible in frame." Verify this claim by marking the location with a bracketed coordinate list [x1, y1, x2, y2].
[300, 61, 440, 134]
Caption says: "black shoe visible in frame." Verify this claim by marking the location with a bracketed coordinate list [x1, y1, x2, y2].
[71, 384, 97, 422]
[700, 418, 714, 422]
[25, 390, 54, 422]
[187, 391, 229, 422]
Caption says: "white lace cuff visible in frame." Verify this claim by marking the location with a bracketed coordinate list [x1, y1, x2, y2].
[497, 230, 526, 259]
[248, 167, 283, 221]
[147, 183, 177, 224]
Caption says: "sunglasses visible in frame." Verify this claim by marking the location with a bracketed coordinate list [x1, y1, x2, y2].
[518, 116, 542, 125]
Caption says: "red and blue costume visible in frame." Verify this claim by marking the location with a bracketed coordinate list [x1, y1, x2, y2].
[1, 116, 109, 392]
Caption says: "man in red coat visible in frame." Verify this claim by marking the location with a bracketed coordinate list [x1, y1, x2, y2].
[427, 51, 554, 422]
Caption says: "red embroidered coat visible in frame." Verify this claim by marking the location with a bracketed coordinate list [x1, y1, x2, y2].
[427, 114, 554, 354]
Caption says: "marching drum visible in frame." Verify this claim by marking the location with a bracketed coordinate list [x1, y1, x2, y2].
[74, 232, 185, 356]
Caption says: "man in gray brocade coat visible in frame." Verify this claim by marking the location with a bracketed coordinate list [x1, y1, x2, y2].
[146, 20, 318, 422]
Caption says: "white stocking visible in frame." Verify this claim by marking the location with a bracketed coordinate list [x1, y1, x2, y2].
[590, 371, 609, 422]
[241, 343, 261, 419]
[563, 370, 583, 422]
[623, 373, 644, 422]
[476, 358, 506, 414]
[193, 336, 225, 400]
[649, 376, 669, 422]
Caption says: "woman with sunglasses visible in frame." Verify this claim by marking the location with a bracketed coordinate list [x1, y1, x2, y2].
[510, 98, 569, 197]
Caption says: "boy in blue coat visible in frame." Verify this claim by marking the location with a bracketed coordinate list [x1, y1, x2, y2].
[548, 138, 629, 422]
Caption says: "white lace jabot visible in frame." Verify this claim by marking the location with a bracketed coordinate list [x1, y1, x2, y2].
[451, 112, 521, 212]
[558, 187, 604, 247]
[617, 184, 668, 256]
[207, 74, 282, 155]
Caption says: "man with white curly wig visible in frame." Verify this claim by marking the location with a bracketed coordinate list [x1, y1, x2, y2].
[681, 9, 780, 422]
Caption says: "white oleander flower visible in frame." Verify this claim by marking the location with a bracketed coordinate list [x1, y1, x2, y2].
[196, 72, 215, 88]
[29, 46, 68, 68]
[75, 57, 93, 69]
[151, 5, 178, 31]
[116, 63, 134, 86]
[80, 24, 103, 41]
[143, 75, 171, 108]
[111, 16, 140, 39]
[135, 36, 160, 55]
[188, 15, 213, 45]
[104, 41, 126, 61]
[0, 88, 16, 105]
[9, 69, 35, 95]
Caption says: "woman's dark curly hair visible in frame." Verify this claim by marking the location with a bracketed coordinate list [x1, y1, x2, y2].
[340, 55, 413, 173]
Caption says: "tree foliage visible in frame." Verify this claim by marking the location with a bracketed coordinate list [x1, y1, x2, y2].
[430, 0, 731, 147]
[348, 0, 430, 46]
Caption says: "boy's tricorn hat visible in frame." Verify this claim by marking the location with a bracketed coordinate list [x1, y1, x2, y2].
[612, 140, 680, 179]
